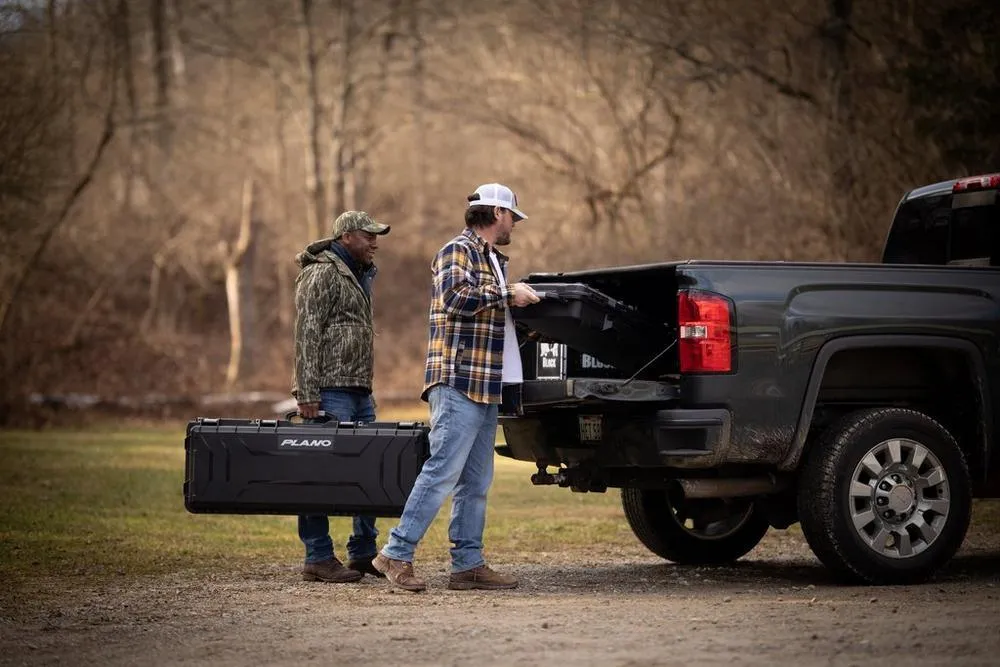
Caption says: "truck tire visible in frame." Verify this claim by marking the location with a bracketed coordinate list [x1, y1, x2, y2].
[797, 407, 971, 585]
[621, 488, 769, 564]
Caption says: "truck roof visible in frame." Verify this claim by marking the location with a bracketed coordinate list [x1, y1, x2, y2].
[905, 173, 1000, 201]
[904, 179, 959, 201]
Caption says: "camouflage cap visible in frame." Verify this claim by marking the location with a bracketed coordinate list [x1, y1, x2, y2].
[331, 211, 390, 238]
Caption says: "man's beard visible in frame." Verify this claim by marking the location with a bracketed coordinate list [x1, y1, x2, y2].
[351, 248, 374, 267]
[495, 232, 512, 246]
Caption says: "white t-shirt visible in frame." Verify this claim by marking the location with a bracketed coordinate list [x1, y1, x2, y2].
[488, 250, 524, 384]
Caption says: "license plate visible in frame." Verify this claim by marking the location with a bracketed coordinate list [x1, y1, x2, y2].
[579, 415, 602, 441]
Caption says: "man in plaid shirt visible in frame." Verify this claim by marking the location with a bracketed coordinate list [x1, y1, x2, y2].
[374, 183, 540, 591]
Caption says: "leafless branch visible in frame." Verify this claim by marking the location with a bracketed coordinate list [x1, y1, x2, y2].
[0, 70, 117, 338]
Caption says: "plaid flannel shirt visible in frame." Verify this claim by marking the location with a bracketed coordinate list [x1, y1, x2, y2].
[422, 228, 516, 404]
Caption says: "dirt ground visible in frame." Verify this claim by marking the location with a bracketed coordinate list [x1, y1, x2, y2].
[2, 531, 998, 667]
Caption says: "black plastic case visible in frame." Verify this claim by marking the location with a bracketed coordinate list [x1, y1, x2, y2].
[184, 418, 429, 517]
[513, 282, 670, 372]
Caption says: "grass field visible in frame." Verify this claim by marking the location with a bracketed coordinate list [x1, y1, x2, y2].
[3, 419, 997, 597]
[0, 421, 632, 589]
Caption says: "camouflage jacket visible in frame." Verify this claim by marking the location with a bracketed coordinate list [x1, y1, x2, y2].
[422, 228, 515, 404]
[291, 239, 377, 403]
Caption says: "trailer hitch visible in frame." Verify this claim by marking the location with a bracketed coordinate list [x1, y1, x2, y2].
[531, 464, 608, 493]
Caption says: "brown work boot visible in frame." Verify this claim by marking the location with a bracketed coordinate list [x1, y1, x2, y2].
[448, 564, 518, 591]
[302, 557, 363, 583]
[346, 556, 386, 579]
[371, 553, 426, 592]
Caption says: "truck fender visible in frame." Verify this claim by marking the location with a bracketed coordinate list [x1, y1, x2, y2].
[781, 334, 992, 480]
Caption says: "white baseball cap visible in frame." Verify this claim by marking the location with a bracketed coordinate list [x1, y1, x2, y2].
[469, 183, 527, 221]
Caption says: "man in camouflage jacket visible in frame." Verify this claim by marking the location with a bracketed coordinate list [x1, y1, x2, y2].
[292, 210, 390, 583]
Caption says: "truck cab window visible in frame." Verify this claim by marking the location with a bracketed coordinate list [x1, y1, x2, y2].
[883, 191, 998, 266]
[882, 196, 949, 264]
[949, 192, 998, 266]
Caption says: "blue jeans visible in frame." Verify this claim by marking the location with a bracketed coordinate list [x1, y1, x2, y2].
[381, 384, 498, 573]
[298, 389, 379, 564]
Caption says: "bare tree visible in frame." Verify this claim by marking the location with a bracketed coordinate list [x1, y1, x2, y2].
[298, 0, 325, 240]
[272, 74, 295, 329]
[113, 0, 146, 212]
[220, 177, 258, 387]
[151, 0, 173, 151]
[427, 1, 683, 242]
[0, 0, 119, 341]
[168, 0, 187, 107]
[407, 0, 427, 223]
[820, 0, 854, 257]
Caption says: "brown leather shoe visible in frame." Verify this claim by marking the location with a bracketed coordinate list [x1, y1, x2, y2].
[448, 564, 518, 590]
[371, 553, 426, 592]
[346, 556, 386, 579]
[302, 558, 363, 583]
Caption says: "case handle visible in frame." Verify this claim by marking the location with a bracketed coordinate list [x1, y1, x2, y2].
[283, 410, 334, 423]
[532, 290, 566, 303]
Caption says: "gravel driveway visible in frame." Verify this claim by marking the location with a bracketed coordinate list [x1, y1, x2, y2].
[2, 529, 997, 667]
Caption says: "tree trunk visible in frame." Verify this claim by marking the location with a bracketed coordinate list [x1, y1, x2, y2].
[107, 0, 148, 214]
[328, 0, 355, 216]
[141, 250, 166, 333]
[168, 0, 187, 108]
[347, 0, 398, 211]
[823, 0, 854, 258]
[46, 0, 59, 80]
[299, 0, 325, 240]
[343, 144, 358, 210]
[65, 0, 80, 171]
[223, 178, 257, 387]
[409, 0, 427, 224]
[150, 0, 172, 152]
[273, 76, 294, 329]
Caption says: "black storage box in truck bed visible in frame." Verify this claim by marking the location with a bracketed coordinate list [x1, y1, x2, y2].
[513, 282, 672, 373]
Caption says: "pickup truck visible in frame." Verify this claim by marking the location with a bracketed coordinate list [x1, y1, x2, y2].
[500, 173, 1000, 585]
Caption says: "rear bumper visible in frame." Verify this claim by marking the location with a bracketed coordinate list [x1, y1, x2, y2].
[497, 406, 733, 469]
[655, 408, 732, 461]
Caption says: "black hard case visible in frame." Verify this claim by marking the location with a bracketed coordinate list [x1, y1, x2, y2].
[184, 418, 429, 517]
[513, 282, 669, 372]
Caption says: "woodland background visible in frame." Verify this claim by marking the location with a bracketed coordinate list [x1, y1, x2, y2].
[1, 0, 997, 422]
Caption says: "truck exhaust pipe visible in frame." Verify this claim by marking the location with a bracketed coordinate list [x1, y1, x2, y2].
[675, 476, 788, 499]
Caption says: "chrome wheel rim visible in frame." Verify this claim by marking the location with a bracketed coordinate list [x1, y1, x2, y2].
[849, 438, 951, 559]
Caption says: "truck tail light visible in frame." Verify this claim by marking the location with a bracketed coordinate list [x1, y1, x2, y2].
[952, 174, 1000, 192]
[677, 290, 733, 373]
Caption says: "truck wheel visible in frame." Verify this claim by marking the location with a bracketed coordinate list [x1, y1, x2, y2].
[621, 488, 769, 564]
[797, 408, 971, 585]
